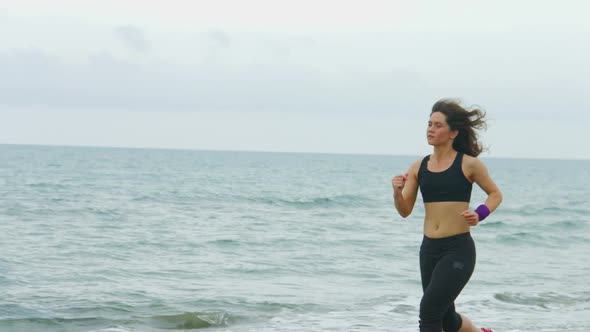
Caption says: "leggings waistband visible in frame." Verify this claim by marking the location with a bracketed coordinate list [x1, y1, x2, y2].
[421, 232, 473, 252]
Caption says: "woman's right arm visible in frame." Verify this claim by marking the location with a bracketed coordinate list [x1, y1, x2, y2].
[392, 160, 420, 218]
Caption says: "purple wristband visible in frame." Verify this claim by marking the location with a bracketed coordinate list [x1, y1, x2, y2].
[475, 204, 491, 221]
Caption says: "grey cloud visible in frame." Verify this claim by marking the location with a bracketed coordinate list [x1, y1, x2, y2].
[204, 30, 291, 59]
[265, 39, 291, 57]
[0, 48, 428, 112]
[208, 30, 231, 48]
[114, 25, 151, 52]
[1, 47, 586, 117]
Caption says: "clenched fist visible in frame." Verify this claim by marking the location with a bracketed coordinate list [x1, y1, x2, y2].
[392, 173, 409, 192]
[461, 210, 480, 226]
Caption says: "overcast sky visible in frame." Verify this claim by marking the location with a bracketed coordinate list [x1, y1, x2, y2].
[1, 1, 588, 159]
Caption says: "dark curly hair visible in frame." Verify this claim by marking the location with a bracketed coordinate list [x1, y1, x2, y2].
[431, 99, 487, 157]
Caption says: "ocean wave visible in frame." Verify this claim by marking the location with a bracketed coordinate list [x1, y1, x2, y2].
[541, 206, 590, 215]
[0, 316, 108, 332]
[548, 219, 589, 230]
[134, 190, 376, 209]
[246, 194, 376, 209]
[496, 232, 542, 243]
[480, 220, 507, 228]
[0, 311, 239, 332]
[494, 231, 569, 248]
[89, 328, 134, 332]
[152, 311, 235, 329]
[500, 205, 590, 217]
[27, 182, 68, 190]
[89, 327, 134, 332]
[496, 228, 587, 248]
[85, 207, 123, 218]
[208, 238, 241, 247]
[494, 291, 589, 309]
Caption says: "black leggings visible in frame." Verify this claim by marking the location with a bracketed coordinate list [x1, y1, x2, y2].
[419, 232, 476, 332]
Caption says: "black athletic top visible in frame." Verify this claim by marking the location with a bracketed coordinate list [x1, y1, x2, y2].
[418, 152, 472, 203]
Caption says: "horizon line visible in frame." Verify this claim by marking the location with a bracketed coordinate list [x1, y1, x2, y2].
[1, 143, 588, 162]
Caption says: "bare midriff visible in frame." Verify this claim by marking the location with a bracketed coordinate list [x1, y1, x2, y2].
[423, 201, 471, 238]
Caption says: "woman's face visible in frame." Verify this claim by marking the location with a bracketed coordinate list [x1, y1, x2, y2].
[427, 112, 457, 146]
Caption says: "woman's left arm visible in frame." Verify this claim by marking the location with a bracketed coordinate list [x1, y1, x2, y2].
[470, 158, 502, 212]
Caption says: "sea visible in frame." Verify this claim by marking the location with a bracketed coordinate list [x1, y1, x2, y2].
[1, 144, 588, 332]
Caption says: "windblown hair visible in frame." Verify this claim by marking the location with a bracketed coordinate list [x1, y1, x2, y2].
[431, 99, 487, 157]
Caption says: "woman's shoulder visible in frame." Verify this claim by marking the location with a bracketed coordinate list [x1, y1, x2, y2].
[461, 153, 486, 171]
[412, 156, 428, 168]
[408, 158, 424, 177]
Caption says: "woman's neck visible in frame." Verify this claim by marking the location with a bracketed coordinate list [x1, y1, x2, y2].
[431, 145, 456, 162]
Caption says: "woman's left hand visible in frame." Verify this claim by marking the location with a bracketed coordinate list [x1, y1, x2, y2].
[461, 210, 480, 226]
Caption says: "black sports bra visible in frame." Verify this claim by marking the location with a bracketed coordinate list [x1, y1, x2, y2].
[418, 152, 473, 203]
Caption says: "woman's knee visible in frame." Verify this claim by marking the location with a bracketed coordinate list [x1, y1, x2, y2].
[419, 296, 444, 325]
[442, 311, 462, 332]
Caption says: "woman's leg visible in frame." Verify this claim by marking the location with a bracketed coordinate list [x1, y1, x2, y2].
[420, 235, 476, 332]
[457, 314, 480, 332]
[419, 244, 441, 332]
